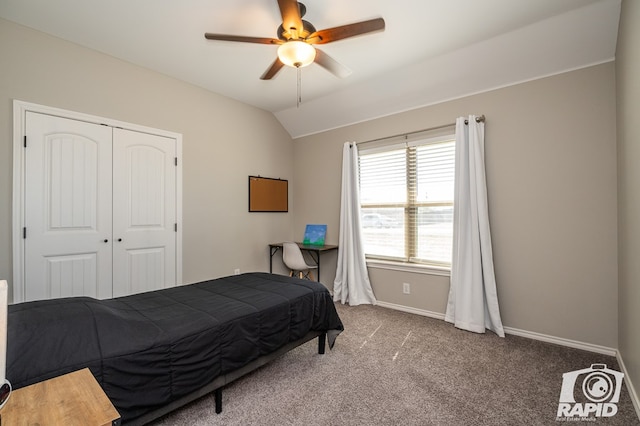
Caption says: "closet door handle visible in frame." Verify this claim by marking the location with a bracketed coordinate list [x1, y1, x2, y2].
[117, 238, 122, 242]
[103, 239, 108, 243]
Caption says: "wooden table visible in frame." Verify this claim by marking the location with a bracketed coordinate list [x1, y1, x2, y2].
[0, 368, 120, 426]
[269, 242, 338, 282]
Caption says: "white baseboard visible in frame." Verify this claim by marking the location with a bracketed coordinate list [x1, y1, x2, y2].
[502, 326, 616, 356]
[375, 301, 616, 356]
[616, 351, 640, 420]
[375, 301, 446, 321]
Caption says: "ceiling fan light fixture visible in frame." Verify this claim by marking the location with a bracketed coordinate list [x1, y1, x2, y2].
[277, 40, 316, 68]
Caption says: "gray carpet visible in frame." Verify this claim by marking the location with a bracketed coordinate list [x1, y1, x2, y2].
[151, 303, 639, 425]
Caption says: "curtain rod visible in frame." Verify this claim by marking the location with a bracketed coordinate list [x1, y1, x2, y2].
[356, 115, 485, 146]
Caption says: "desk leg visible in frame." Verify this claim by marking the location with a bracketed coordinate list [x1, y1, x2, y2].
[269, 247, 280, 274]
[307, 250, 320, 282]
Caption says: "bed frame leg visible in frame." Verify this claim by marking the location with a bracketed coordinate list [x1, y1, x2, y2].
[215, 388, 222, 414]
[318, 332, 326, 354]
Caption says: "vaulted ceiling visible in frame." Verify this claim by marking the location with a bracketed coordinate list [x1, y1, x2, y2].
[0, 0, 621, 138]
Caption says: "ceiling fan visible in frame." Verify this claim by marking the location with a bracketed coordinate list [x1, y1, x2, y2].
[204, 0, 385, 80]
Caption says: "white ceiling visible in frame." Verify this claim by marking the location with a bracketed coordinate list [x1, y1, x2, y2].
[0, 0, 621, 138]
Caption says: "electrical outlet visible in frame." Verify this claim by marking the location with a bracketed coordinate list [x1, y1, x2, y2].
[234, 269, 240, 275]
[403, 282, 410, 294]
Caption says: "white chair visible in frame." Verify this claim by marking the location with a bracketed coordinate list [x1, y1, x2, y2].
[282, 242, 317, 280]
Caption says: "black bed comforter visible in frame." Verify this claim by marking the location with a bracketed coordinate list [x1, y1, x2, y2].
[7, 272, 343, 422]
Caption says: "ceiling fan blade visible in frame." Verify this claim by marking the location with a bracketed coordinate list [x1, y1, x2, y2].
[204, 33, 280, 45]
[277, 0, 303, 39]
[260, 58, 285, 80]
[307, 17, 385, 44]
[314, 49, 352, 78]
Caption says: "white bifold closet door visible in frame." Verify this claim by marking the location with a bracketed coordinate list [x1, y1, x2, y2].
[23, 112, 177, 302]
[112, 128, 176, 297]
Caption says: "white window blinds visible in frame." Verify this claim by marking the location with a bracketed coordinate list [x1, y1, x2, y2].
[359, 136, 455, 265]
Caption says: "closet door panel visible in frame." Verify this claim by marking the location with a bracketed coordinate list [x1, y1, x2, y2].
[24, 112, 113, 301]
[126, 247, 166, 295]
[112, 128, 177, 297]
[46, 253, 98, 299]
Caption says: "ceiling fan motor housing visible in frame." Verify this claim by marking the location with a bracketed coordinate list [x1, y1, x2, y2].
[277, 20, 316, 42]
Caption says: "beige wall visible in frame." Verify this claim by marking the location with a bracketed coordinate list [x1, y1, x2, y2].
[0, 12, 625, 354]
[294, 63, 618, 348]
[616, 0, 640, 406]
[0, 18, 295, 299]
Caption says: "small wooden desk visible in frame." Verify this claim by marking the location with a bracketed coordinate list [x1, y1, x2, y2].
[269, 242, 338, 282]
[1, 368, 120, 426]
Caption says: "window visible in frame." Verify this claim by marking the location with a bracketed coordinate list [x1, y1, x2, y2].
[359, 135, 455, 266]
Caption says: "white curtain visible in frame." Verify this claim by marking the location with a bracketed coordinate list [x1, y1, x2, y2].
[333, 142, 377, 305]
[445, 116, 505, 337]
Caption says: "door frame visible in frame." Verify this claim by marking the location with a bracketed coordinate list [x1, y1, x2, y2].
[12, 100, 183, 303]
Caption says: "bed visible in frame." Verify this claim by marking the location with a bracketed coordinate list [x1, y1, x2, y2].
[6, 272, 344, 424]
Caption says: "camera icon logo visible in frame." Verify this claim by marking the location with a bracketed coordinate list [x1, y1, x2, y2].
[557, 364, 624, 419]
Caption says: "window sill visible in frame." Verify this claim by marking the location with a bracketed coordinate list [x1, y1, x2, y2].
[365, 259, 451, 277]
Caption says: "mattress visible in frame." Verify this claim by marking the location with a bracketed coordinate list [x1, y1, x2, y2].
[7, 272, 344, 422]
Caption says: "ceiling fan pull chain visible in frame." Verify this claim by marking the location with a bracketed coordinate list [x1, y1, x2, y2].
[297, 66, 302, 108]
